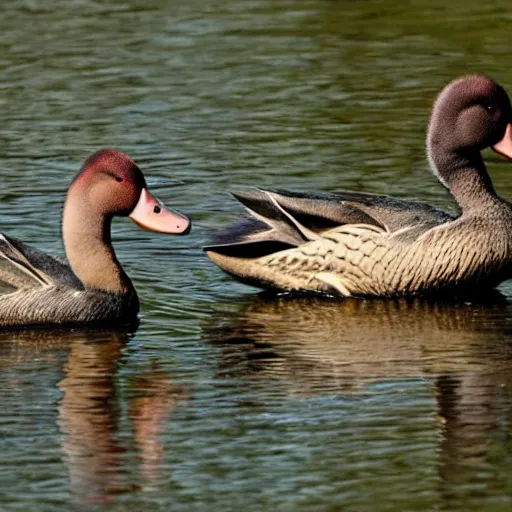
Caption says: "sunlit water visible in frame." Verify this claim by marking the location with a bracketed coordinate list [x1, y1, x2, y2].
[2, 0, 512, 510]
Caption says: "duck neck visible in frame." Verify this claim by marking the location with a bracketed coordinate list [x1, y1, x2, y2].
[431, 148, 498, 212]
[62, 196, 134, 295]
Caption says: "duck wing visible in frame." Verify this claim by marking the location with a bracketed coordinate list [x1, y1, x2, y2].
[205, 187, 454, 257]
[0, 234, 82, 294]
[327, 188, 455, 231]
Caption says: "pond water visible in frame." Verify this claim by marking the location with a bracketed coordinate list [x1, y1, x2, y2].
[2, 0, 512, 510]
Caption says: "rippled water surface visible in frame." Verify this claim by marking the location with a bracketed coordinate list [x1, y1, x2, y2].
[2, 0, 512, 510]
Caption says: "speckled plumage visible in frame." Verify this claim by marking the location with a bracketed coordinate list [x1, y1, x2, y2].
[206, 76, 512, 297]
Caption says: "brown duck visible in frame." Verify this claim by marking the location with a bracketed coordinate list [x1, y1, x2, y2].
[0, 149, 190, 328]
[206, 75, 512, 298]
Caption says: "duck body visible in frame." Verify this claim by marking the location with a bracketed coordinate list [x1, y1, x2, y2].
[0, 149, 190, 328]
[0, 233, 138, 327]
[206, 76, 512, 298]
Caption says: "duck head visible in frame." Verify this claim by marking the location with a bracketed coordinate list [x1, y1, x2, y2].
[66, 149, 190, 235]
[62, 149, 190, 293]
[427, 75, 512, 188]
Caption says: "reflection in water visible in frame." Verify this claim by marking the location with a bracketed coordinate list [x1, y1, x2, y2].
[204, 294, 512, 388]
[129, 368, 186, 486]
[203, 295, 512, 505]
[57, 331, 127, 500]
[0, 329, 186, 504]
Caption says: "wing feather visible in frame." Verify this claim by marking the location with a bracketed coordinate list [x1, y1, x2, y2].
[0, 234, 54, 291]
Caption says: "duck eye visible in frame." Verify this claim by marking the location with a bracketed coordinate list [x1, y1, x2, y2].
[154, 205, 161, 214]
[485, 104, 496, 114]
[115, 176, 123, 182]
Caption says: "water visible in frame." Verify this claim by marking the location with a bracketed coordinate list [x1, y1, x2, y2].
[2, 0, 512, 510]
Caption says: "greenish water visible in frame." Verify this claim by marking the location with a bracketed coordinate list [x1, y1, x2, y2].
[2, 0, 512, 510]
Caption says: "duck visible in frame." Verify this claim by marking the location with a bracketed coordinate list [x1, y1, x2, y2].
[205, 75, 512, 298]
[0, 149, 191, 328]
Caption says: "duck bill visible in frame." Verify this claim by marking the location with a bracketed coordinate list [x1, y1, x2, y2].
[129, 188, 191, 234]
[492, 124, 512, 159]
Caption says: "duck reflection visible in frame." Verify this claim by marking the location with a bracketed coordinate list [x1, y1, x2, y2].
[203, 294, 512, 500]
[0, 329, 185, 503]
[204, 294, 512, 389]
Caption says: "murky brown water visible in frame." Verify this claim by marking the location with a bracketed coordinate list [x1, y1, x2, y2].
[2, 0, 512, 510]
